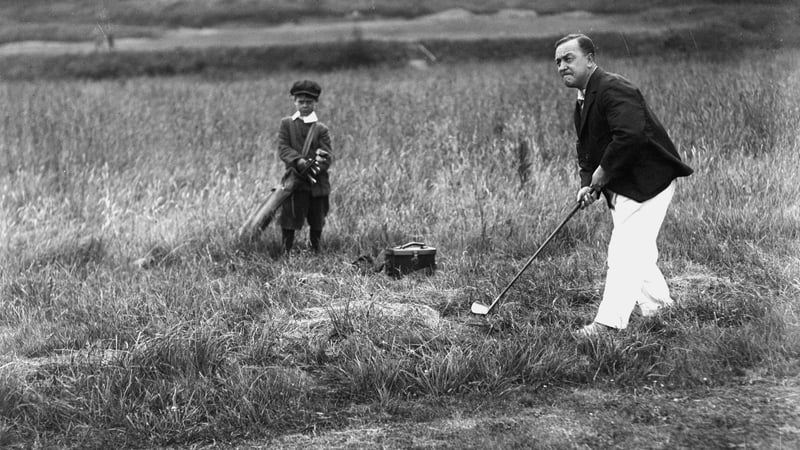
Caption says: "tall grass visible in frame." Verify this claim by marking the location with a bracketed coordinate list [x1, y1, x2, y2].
[1, 51, 799, 447]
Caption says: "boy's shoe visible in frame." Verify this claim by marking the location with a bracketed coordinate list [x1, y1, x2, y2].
[309, 230, 322, 253]
[574, 321, 614, 338]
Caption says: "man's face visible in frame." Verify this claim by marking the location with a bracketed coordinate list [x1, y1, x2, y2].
[555, 39, 595, 89]
[294, 95, 317, 116]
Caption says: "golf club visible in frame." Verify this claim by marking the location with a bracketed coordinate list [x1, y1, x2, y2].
[470, 201, 584, 315]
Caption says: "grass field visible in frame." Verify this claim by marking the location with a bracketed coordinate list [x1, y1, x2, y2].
[1, 41, 799, 447]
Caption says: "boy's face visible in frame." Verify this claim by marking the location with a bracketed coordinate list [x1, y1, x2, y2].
[294, 95, 317, 116]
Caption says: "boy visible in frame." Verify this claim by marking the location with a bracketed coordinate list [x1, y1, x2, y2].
[277, 80, 333, 254]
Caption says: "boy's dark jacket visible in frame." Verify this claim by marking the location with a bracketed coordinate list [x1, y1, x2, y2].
[575, 68, 693, 203]
[277, 117, 333, 197]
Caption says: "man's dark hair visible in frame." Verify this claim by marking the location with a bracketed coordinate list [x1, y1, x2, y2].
[555, 34, 596, 57]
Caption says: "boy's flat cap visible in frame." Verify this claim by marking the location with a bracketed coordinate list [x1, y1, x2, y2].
[290, 80, 322, 99]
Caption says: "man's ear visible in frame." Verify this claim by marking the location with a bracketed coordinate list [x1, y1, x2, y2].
[586, 52, 596, 66]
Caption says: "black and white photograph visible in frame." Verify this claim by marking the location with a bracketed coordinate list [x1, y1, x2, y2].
[1, 1, 798, 448]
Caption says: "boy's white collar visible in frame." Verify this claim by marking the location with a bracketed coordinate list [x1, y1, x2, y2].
[292, 111, 318, 123]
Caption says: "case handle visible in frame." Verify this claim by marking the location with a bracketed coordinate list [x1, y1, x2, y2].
[398, 241, 427, 249]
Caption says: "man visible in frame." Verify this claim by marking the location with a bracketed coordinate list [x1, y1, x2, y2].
[553, 34, 693, 337]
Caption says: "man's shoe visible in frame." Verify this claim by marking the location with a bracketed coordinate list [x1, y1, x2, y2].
[574, 321, 614, 338]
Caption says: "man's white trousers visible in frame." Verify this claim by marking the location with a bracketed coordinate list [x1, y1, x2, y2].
[594, 181, 676, 329]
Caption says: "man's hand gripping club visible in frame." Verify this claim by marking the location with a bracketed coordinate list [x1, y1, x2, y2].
[577, 165, 609, 209]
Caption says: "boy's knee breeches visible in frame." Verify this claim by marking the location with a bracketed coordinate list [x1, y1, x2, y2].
[279, 191, 329, 230]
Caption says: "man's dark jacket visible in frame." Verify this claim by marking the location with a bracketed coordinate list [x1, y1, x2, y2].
[575, 68, 693, 203]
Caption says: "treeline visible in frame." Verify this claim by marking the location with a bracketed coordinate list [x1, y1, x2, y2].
[0, 24, 794, 81]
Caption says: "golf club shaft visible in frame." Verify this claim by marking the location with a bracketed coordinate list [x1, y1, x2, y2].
[488, 202, 582, 309]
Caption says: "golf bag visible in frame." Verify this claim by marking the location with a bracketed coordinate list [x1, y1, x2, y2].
[237, 183, 294, 239]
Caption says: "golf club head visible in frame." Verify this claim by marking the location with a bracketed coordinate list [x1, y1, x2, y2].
[470, 302, 490, 315]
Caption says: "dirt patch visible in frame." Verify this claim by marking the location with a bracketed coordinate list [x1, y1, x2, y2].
[250, 375, 800, 449]
[560, 10, 594, 19]
[420, 8, 474, 22]
[0, 347, 124, 380]
[495, 9, 539, 20]
[283, 300, 442, 340]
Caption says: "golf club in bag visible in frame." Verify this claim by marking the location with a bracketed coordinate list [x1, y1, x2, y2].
[470, 201, 583, 315]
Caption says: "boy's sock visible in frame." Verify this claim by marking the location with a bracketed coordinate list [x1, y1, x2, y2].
[310, 229, 322, 253]
[282, 228, 295, 254]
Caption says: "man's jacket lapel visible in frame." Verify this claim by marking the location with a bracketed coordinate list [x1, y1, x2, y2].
[578, 68, 602, 137]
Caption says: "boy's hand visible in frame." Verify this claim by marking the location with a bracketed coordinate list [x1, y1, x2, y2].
[315, 149, 330, 161]
[315, 149, 331, 170]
